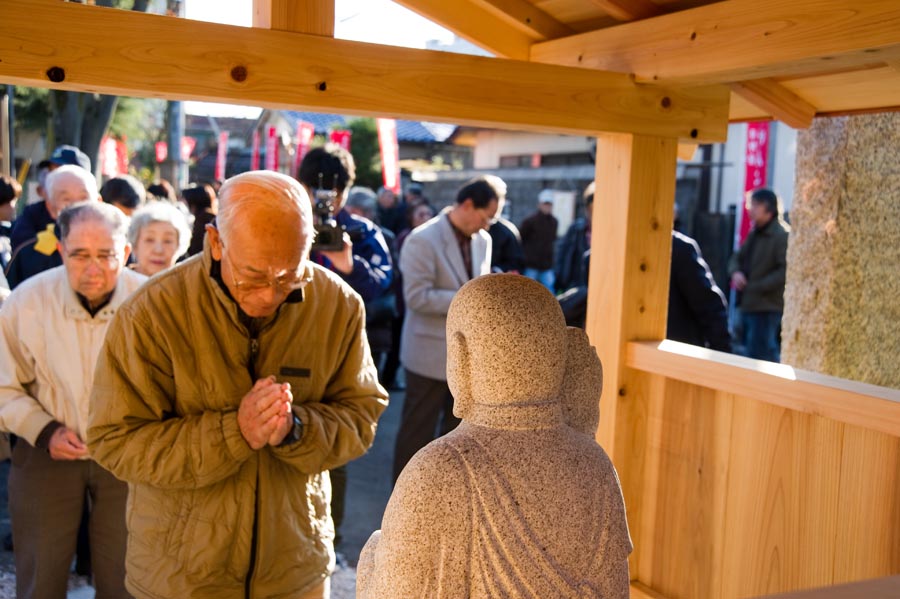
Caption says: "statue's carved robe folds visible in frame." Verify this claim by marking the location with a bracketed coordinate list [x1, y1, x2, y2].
[358, 413, 632, 599]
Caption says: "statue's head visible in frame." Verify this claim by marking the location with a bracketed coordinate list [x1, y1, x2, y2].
[447, 274, 567, 422]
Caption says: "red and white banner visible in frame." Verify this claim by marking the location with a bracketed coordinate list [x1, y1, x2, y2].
[100, 136, 120, 176]
[740, 122, 769, 243]
[215, 131, 229, 181]
[251, 129, 261, 171]
[180, 136, 196, 162]
[293, 121, 315, 177]
[155, 141, 168, 163]
[329, 129, 352, 152]
[265, 126, 279, 171]
[376, 118, 401, 195]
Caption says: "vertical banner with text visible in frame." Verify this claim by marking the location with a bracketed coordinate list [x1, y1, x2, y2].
[215, 131, 229, 181]
[250, 129, 261, 171]
[376, 118, 401, 195]
[265, 126, 279, 172]
[740, 122, 770, 244]
[293, 121, 315, 177]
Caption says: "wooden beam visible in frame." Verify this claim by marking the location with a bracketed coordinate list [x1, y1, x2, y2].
[253, 0, 334, 36]
[887, 60, 900, 74]
[587, 133, 677, 579]
[730, 78, 817, 128]
[531, 0, 900, 85]
[676, 143, 698, 161]
[626, 340, 900, 439]
[393, 0, 532, 58]
[476, 0, 575, 40]
[589, 0, 662, 22]
[0, 1, 729, 142]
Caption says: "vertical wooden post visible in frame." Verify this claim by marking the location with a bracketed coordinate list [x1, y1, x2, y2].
[586, 133, 677, 577]
[253, 0, 335, 36]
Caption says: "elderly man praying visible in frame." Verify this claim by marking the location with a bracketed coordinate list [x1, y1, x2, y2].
[88, 170, 388, 599]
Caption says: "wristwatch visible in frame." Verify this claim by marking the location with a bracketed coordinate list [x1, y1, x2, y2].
[279, 413, 304, 446]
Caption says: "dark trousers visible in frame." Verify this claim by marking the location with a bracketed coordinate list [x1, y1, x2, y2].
[329, 464, 346, 548]
[392, 371, 460, 483]
[742, 310, 782, 362]
[9, 441, 130, 599]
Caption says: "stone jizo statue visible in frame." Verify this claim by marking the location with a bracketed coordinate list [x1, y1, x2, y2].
[358, 274, 631, 598]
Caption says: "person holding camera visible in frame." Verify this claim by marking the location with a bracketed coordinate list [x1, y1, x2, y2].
[297, 144, 394, 560]
[297, 145, 393, 304]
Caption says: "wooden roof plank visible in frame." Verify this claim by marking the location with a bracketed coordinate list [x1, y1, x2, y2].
[393, 0, 532, 58]
[476, 0, 575, 40]
[252, 0, 335, 36]
[531, 0, 900, 85]
[0, 0, 729, 142]
[729, 78, 817, 128]
[588, 0, 662, 22]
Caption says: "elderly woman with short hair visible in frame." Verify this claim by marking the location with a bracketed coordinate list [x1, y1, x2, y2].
[127, 201, 192, 277]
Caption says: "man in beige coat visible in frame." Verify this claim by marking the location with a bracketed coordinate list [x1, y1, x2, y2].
[88, 171, 388, 599]
[393, 175, 503, 482]
[0, 201, 146, 598]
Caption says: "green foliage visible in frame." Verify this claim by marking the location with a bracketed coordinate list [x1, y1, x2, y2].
[347, 118, 382, 190]
[12, 87, 50, 133]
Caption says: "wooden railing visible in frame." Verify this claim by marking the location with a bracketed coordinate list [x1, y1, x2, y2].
[614, 341, 900, 599]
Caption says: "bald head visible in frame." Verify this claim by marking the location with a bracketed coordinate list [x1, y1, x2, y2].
[447, 275, 567, 414]
[217, 171, 314, 255]
[45, 165, 100, 219]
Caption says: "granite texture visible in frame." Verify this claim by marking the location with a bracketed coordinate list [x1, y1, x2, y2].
[358, 274, 631, 598]
[783, 114, 900, 388]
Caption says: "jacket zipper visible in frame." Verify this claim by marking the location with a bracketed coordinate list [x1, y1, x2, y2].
[245, 334, 260, 598]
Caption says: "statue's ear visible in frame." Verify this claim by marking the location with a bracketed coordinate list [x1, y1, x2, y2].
[447, 331, 473, 419]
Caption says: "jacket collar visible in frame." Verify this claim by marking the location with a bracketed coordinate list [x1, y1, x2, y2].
[59, 268, 132, 322]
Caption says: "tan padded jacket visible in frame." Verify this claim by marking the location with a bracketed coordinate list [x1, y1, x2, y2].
[87, 246, 388, 599]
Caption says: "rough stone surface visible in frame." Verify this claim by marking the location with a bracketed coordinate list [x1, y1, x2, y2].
[358, 274, 631, 598]
[783, 114, 900, 388]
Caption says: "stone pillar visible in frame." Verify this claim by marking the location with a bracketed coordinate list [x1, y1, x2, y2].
[782, 113, 900, 388]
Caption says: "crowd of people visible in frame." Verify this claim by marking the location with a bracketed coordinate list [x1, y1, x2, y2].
[0, 140, 790, 597]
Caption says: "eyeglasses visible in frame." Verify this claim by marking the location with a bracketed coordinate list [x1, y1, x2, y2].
[65, 250, 121, 269]
[221, 243, 312, 294]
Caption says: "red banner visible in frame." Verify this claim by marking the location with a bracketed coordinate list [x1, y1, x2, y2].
[251, 129, 261, 171]
[215, 131, 229, 181]
[329, 129, 352, 152]
[741, 122, 769, 243]
[155, 141, 168, 163]
[265, 126, 279, 171]
[376, 118, 401, 195]
[293, 121, 315, 177]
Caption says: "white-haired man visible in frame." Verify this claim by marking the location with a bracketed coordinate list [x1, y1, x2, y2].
[0, 201, 146, 598]
[5, 164, 100, 289]
[88, 171, 388, 599]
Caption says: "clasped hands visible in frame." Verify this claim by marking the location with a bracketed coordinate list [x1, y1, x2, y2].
[237, 376, 294, 450]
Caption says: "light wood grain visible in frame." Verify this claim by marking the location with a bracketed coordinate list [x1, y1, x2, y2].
[253, 0, 334, 36]
[730, 79, 817, 129]
[394, 0, 533, 58]
[587, 133, 677, 579]
[626, 341, 900, 438]
[531, 0, 900, 84]
[476, 0, 575, 40]
[631, 580, 670, 599]
[589, 0, 662, 21]
[0, 0, 729, 142]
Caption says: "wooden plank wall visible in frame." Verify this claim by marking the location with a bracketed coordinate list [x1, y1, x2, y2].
[626, 347, 900, 598]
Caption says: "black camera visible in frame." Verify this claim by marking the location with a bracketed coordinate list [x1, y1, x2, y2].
[311, 188, 345, 252]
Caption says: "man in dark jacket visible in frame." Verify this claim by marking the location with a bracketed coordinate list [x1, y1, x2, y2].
[728, 188, 790, 362]
[520, 189, 559, 290]
[555, 183, 593, 292]
[668, 231, 731, 352]
[488, 216, 524, 273]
